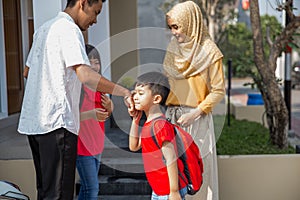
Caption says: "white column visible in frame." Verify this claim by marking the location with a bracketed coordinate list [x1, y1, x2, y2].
[276, 0, 286, 80]
[0, 0, 8, 118]
[32, 0, 62, 29]
[32, 0, 111, 80]
[88, 1, 111, 80]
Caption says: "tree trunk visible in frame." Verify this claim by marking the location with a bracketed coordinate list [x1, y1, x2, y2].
[249, 0, 288, 148]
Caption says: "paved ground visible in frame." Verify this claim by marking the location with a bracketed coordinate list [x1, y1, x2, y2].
[0, 78, 299, 160]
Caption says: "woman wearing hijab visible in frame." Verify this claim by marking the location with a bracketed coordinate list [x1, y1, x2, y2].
[163, 1, 225, 200]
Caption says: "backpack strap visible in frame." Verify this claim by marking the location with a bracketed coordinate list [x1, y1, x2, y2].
[150, 115, 167, 149]
[150, 117, 189, 186]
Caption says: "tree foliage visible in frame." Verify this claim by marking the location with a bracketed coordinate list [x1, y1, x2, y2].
[219, 15, 283, 78]
[160, 0, 236, 42]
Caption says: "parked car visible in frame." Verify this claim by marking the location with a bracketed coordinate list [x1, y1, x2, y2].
[292, 62, 300, 89]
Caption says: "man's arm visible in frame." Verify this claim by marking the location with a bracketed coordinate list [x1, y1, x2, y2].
[23, 66, 30, 78]
[74, 64, 134, 111]
[74, 64, 131, 97]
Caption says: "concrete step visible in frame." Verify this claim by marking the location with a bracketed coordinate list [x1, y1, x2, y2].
[102, 145, 142, 159]
[100, 157, 145, 175]
[74, 195, 151, 200]
[75, 125, 152, 199]
[97, 195, 151, 200]
[98, 175, 151, 195]
[75, 174, 151, 196]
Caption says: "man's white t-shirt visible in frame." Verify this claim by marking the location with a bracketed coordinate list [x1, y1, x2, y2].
[18, 12, 90, 135]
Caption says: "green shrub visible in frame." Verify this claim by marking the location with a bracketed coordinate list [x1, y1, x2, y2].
[216, 116, 295, 155]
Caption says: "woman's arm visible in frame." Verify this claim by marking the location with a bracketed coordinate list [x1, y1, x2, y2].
[198, 59, 225, 113]
[177, 59, 225, 126]
[161, 141, 181, 200]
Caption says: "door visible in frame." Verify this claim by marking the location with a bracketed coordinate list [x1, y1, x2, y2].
[3, 0, 24, 114]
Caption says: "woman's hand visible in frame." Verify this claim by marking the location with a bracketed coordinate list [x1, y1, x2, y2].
[177, 107, 202, 127]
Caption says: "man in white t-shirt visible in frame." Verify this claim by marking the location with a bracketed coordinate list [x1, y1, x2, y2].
[18, 0, 133, 199]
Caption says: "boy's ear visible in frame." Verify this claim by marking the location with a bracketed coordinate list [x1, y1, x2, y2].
[153, 94, 162, 104]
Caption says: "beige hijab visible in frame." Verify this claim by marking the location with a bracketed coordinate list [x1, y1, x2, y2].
[163, 1, 223, 79]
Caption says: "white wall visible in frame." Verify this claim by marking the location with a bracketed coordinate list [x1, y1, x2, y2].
[0, 0, 110, 118]
[20, 0, 30, 77]
[0, 0, 8, 119]
[88, 1, 111, 80]
[32, 0, 111, 80]
[32, 0, 62, 30]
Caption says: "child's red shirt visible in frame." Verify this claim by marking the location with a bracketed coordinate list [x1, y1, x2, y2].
[77, 86, 105, 156]
[141, 117, 187, 195]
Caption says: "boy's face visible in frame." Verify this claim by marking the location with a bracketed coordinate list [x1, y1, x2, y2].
[132, 84, 155, 111]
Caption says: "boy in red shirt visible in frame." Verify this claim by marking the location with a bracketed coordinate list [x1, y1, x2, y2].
[128, 72, 187, 200]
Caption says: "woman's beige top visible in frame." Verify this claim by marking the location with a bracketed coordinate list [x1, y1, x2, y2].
[166, 59, 225, 114]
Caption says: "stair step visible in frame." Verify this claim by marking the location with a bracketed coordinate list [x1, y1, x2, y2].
[98, 175, 151, 195]
[100, 157, 144, 175]
[76, 175, 151, 196]
[100, 161, 144, 177]
[102, 146, 142, 159]
[74, 195, 151, 200]
[97, 195, 151, 200]
[75, 125, 152, 199]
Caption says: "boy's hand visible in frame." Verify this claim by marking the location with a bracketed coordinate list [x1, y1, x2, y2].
[132, 110, 142, 122]
[169, 191, 182, 200]
[101, 94, 113, 114]
[94, 108, 109, 121]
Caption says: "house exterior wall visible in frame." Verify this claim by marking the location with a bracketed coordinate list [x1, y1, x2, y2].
[0, 0, 8, 119]
[108, 0, 138, 84]
[0, 0, 134, 119]
[88, 1, 111, 80]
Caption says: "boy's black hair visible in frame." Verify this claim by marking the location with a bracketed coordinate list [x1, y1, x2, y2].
[136, 72, 170, 106]
[67, 0, 106, 8]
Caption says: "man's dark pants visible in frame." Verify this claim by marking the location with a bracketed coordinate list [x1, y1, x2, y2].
[28, 128, 77, 200]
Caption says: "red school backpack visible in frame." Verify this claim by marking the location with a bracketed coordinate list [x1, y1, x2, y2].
[150, 117, 204, 195]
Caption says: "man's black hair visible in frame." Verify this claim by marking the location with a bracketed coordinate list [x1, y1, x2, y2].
[67, 0, 106, 8]
[136, 72, 170, 106]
